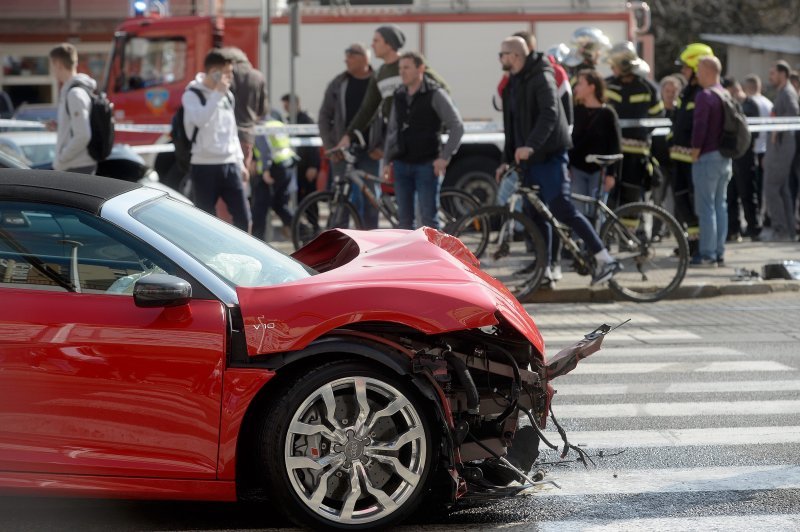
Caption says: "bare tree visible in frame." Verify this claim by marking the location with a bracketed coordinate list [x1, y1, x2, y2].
[650, 0, 800, 79]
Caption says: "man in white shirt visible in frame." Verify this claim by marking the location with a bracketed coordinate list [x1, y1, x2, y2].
[49, 43, 96, 174]
[743, 74, 774, 220]
[183, 49, 251, 231]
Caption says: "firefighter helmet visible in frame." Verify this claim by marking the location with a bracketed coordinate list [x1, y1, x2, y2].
[564, 27, 611, 67]
[546, 43, 571, 65]
[675, 43, 714, 72]
[607, 41, 646, 75]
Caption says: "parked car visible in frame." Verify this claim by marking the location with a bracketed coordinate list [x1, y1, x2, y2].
[0, 131, 190, 203]
[11, 103, 58, 123]
[0, 169, 599, 529]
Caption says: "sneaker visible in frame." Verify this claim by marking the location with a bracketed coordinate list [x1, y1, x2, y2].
[716, 257, 725, 267]
[726, 233, 742, 243]
[690, 256, 717, 268]
[591, 260, 621, 285]
[550, 264, 563, 281]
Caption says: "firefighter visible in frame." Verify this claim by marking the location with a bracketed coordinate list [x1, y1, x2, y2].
[604, 41, 664, 207]
[670, 43, 715, 247]
[564, 27, 611, 85]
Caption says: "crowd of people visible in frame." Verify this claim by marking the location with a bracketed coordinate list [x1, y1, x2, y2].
[48, 26, 800, 285]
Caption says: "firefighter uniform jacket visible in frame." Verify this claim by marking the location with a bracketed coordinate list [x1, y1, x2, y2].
[604, 74, 665, 153]
[669, 82, 703, 163]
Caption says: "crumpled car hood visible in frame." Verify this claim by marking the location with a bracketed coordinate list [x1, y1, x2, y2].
[236, 228, 544, 358]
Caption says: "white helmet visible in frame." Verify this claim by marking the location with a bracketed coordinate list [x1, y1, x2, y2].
[564, 27, 612, 67]
[607, 41, 647, 75]
[546, 43, 571, 65]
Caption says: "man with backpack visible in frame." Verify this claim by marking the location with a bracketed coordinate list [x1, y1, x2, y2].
[49, 43, 111, 174]
[181, 49, 251, 231]
[690, 55, 735, 267]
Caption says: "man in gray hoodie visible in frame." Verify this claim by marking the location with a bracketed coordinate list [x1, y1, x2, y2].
[49, 43, 96, 174]
[183, 49, 251, 231]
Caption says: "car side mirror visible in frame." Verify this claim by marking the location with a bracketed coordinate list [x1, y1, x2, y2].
[133, 273, 192, 308]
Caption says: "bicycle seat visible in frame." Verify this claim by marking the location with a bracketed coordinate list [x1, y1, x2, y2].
[585, 154, 624, 166]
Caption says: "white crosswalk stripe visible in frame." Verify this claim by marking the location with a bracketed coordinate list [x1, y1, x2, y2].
[553, 400, 800, 418]
[522, 329, 800, 530]
[554, 380, 800, 396]
[536, 514, 800, 532]
[536, 465, 800, 496]
[568, 360, 794, 374]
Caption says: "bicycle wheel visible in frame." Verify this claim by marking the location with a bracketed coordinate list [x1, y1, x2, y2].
[291, 191, 363, 250]
[452, 206, 548, 301]
[600, 202, 689, 303]
[438, 189, 482, 235]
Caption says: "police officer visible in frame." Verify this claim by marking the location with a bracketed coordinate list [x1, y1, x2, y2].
[604, 41, 664, 207]
[670, 43, 715, 248]
[250, 119, 298, 241]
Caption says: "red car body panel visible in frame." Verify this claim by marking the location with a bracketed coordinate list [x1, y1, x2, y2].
[238, 228, 545, 359]
[0, 472, 237, 501]
[0, 289, 227, 479]
[217, 368, 276, 480]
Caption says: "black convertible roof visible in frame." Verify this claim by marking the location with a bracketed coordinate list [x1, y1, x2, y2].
[0, 169, 142, 214]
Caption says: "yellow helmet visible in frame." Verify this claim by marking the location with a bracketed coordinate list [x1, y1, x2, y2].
[676, 43, 714, 72]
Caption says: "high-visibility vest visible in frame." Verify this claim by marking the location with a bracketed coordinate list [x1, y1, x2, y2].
[265, 120, 296, 164]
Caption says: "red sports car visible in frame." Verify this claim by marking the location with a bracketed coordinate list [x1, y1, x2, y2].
[0, 169, 599, 529]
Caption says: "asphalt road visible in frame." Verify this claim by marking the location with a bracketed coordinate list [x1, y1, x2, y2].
[3, 293, 800, 531]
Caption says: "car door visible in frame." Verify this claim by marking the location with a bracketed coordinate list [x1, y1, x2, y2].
[0, 202, 227, 479]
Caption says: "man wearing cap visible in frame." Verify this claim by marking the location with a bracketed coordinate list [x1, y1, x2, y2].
[335, 25, 447, 153]
[319, 44, 382, 228]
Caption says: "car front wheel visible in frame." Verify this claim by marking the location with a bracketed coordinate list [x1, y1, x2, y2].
[258, 360, 435, 530]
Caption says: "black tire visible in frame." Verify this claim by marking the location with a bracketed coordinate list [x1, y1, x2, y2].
[600, 202, 689, 303]
[452, 206, 548, 301]
[449, 156, 498, 206]
[292, 191, 363, 250]
[257, 360, 436, 530]
[437, 188, 482, 235]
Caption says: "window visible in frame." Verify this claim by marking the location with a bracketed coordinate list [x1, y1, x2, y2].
[0, 202, 177, 294]
[132, 196, 313, 288]
[116, 37, 186, 92]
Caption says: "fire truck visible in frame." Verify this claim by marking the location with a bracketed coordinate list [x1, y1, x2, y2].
[104, 0, 652, 196]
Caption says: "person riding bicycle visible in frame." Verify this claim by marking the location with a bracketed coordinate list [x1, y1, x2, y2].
[497, 36, 620, 285]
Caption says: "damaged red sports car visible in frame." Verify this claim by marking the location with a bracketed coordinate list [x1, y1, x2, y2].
[0, 170, 600, 529]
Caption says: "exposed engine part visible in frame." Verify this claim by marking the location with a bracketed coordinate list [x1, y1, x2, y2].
[444, 350, 480, 415]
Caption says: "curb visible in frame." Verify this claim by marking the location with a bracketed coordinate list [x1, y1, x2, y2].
[521, 280, 800, 304]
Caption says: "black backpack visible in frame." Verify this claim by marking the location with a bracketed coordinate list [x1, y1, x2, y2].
[171, 87, 206, 175]
[710, 87, 751, 159]
[65, 82, 115, 162]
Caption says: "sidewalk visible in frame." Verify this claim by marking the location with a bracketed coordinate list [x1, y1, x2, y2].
[528, 240, 800, 304]
[268, 228, 799, 304]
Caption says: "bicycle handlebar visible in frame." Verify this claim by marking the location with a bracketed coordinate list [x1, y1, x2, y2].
[585, 153, 624, 166]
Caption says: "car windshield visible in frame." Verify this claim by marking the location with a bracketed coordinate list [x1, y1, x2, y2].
[19, 143, 56, 166]
[131, 196, 314, 288]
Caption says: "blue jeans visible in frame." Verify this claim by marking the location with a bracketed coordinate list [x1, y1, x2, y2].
[692, 150, 732, 260]
[523, 151, 604, 265]
[393, 160, 441, 230]
[570, 166, 605, 218]
[191, 163, 252, 231]
[332, 152, 381, 230]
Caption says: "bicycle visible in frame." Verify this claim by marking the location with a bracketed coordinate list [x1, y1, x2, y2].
[452, 154, 690, 303]
[291, 145, 486, 250]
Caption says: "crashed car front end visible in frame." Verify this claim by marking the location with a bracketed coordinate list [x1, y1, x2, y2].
[236, 228, 603, 505]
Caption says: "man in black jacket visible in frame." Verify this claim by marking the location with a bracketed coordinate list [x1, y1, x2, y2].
[497, 36, 619, 285]
[384, 52, 463, 230]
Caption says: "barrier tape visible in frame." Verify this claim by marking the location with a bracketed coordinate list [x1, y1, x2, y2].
[3, 117, 799, 155]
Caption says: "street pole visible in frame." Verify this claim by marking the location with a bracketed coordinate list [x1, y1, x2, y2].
[260, 0, 272, 111]
[289, 0, 299, 124]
